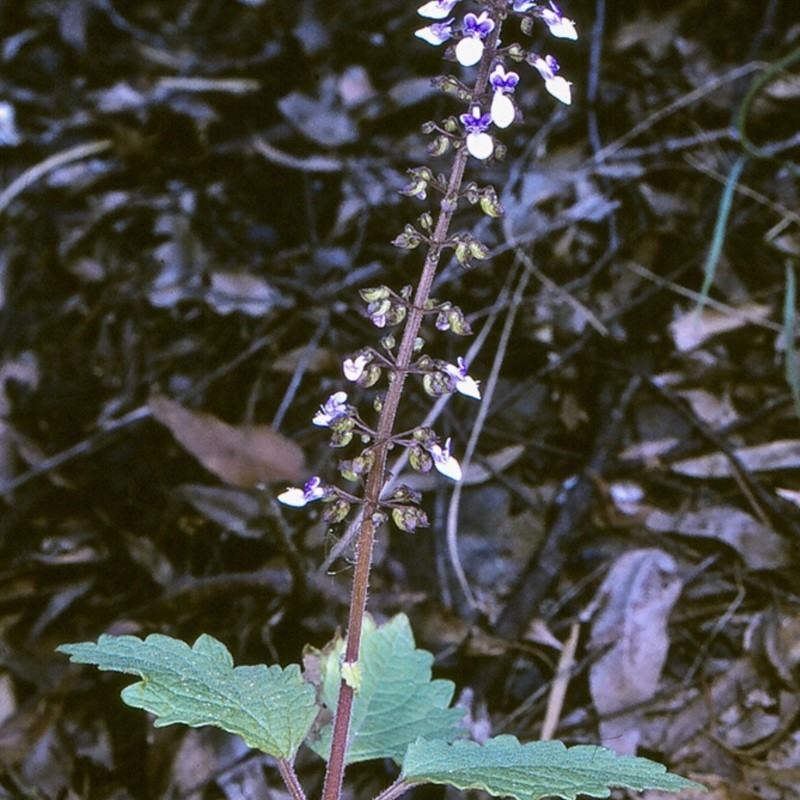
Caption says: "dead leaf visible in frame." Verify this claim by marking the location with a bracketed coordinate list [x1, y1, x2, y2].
[206, 271, 283, 317]
[585, 549, 683, 755]
[646, 506, 792, 571]
[613, 10, 681, 60]
[669, 303, 771, 352]
[149, 395, 306, 487]
[671, 439, 800, 477]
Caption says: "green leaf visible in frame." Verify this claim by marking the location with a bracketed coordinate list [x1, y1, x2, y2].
[400, 736, 705, 800]
[308, 613, 464, 764]
[58, 634, 318, 760]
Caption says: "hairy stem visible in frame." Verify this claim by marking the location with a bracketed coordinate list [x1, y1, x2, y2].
[321, 13, 504, 800]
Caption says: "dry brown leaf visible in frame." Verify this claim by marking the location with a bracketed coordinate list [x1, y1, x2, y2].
[671, 439, 800, 477]
[613, 10, 681, 60]
[669, 303, 771, 352]
[149, 395, 306, 487]
[646, 506, 792, 571]
[585, 549, 683, 755]
[272, 345, 340, 374]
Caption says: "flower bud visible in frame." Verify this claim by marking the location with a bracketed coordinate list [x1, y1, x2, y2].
[339, 460, 358, 482]
[359, 286, 390, 302]
[380, 334, 396, 351]
[362, 363, 382, 388]
[330, 429, 354, 448]
[469, 239, 490, 260]
[442, 192, 459, 212]
[392, 506, 429, 532]
[448, 307, 472, 335]
[432, 75, 462, 95]
[463, 182, 480, 204]
[480, 187, 505, 218]
[352, 452, 375, 476]
[385, 305, 407, 325]
[391, 224, 424, 249]
[506, 42, 526, 61]
[392, 485, 423, 504]
[423, 371, 451, 397]
[443, 117, 459, 133]
[427, 135, 450, 157]
[520, 15, 534, 36]
[409, 444, 433, 473]
[323, 498, 351, 524]
[419, 212, 434, 231]
[367, 297, 392, 319]
[412, 427, 435, 444]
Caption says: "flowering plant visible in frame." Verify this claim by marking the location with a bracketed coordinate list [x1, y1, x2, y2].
[58, 3, 702, 799]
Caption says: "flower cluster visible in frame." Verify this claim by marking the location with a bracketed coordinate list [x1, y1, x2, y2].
[416, 0, 578, 158]
[279, 1, 574, 533]
[278, 342, 481, 526]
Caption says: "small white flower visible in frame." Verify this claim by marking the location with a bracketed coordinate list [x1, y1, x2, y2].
[415, 21, 453, 46]
[540, 1, 578, 40]
[444, 357, 481, 400]
[456, 11, 495, 66]
[312, 391, 348, 427]
[490, 91, 515, 128]
[460, 105, 493, 159]
[456, 36, 484, 66]
[278, 476, 326, 507]
[429, 438, 462, 482]
[532, 55, 572, 105]
[343, 354, 369, 381]
[466, 132, 493, 159]
[417, 0, 460, 19]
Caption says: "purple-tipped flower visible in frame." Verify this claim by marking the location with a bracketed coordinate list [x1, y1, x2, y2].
[444, 357, 481, 400]
[456, 11, 495, 66]
[489, 64, 520, 129]
[460, 105, 493, 159]
[490, 63, 520, 93]
[278, 476, 326, 507]
[538, 1, 578, 40]
[531, 54, 572, 105]
[343, 353, 369, 381]
[511, 0, 536, 11]
[415, 19, 454, 46]
[417, 0, 461, 19]
[312, 391, 349, 427]
[429, 437, 462, 481]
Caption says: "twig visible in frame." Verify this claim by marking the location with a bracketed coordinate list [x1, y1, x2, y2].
[0, 139, 113, 217]
[540, 621, 580, 740]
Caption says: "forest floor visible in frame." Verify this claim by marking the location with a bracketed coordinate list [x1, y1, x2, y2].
[1, 0, 799, 798]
